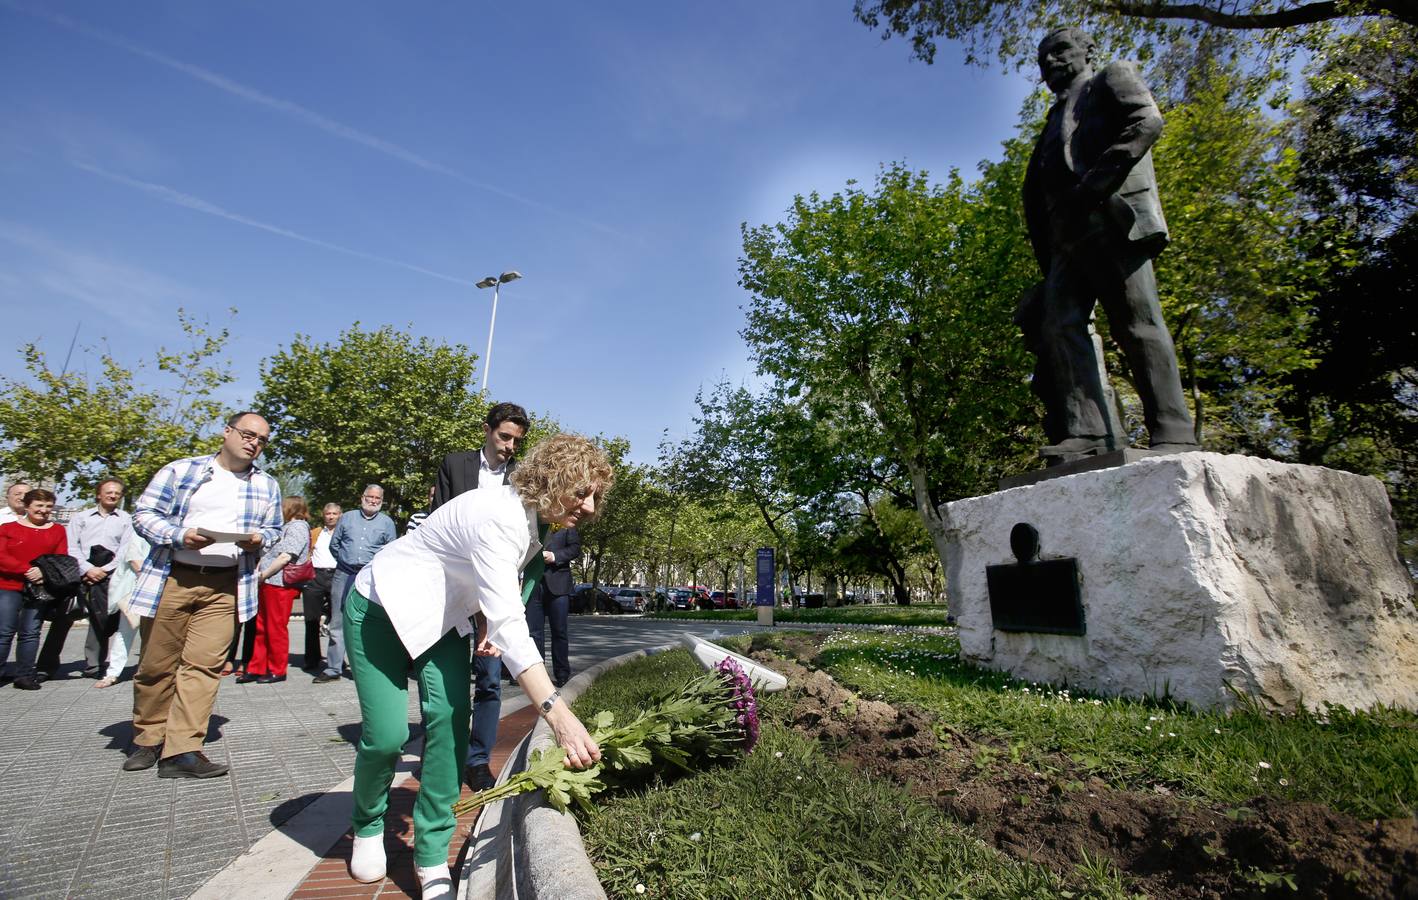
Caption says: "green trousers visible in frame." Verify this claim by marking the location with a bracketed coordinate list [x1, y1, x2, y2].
[346, 589, 471, 866]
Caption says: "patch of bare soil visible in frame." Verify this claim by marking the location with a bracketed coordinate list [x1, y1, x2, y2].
[748, 640, 1418, 899]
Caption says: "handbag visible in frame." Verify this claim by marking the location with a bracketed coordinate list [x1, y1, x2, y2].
[283, 558, 316, 586]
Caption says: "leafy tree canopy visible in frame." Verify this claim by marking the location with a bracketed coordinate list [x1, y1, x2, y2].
[853, 0, 1416, 70]
[0, 309, 234, 504]
[738, 149, 1042, 569]
[255, 323, 556, 523]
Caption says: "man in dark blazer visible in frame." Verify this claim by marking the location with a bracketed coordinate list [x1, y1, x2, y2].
[525, 525, 580, 688]
[430, 401, 529, 792]
[1021, 26, 1198, 461]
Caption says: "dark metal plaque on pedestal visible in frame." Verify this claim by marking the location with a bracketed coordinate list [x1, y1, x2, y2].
[986, 558, 1085, 635]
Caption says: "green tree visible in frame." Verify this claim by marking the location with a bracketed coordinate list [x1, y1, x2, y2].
[1285, 21, 1418, 558]
[577, 438, 669, 588]
[681, 382, 802, 546]
[0, 310, 235, 501]
[701, 496, 773, 598]
[829, 495, 933, 604]
[852, 0, 1415, 70]
[739, 154, 1041, 572]
[255, 323, 554, 523]
[1141, 60, 1322, 450]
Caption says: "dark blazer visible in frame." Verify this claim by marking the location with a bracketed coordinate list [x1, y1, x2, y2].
[539, 527, 581, 597]
[1024, 60, 1169, 269]
[431, 451, 516, 511]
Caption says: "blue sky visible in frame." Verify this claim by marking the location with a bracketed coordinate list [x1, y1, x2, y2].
[1, 1, 1038, 465]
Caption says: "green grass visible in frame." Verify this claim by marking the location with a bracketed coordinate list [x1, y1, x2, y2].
[731, 629, 1418, 819]
[571, 649, 1143, 900]
[642, 603, 950, 628]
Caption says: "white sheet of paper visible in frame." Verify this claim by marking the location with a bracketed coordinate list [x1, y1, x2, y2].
[196, 528, 250, 543]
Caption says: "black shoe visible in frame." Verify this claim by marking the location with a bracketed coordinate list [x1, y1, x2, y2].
[158, 751, 229, 779]
[83, 667, 102, 679]
[465, 763, 495, 792]
[13, 676, 41, 691]
[235, 672, 261, 684]
[313, 672, 341, 684]
[256, 674, 286, 684]
[122, 744, 161, 772]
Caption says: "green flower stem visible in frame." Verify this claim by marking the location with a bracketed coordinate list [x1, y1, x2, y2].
[451, 667, 753, 817]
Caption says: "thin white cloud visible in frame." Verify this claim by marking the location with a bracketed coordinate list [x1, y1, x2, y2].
[0, 219, 188, 331]
[71, 161, 477, 286]
[6, 1, 625, 237]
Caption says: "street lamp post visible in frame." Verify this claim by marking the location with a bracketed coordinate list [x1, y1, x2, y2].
[475, 270, 522, 394]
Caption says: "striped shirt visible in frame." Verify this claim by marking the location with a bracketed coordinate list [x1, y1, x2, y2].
[130, 454, 283, 622]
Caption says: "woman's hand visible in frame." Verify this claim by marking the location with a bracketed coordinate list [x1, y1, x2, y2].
[472, 613, 502, 657]
[547, 705, 601, 770]
[24, 566, 42, 584]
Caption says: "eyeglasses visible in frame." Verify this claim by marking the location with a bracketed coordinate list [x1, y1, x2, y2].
[230, 427, 271, 447]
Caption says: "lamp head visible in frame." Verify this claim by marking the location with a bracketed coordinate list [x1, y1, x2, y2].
[498, 270, 522, 284]
[475, 276, 499, 289]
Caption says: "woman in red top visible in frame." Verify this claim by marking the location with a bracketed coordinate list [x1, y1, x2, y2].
[0, 488, 67, 690]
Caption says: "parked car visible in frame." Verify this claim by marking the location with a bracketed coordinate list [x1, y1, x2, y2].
[571, 584, 618, 614]
[709, 590, 740, 609]
[614, 588, 650, 613]
[667, 588, 693, 610]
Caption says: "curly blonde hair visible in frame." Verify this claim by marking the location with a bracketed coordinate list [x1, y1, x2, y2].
[510, 433, 615, 523]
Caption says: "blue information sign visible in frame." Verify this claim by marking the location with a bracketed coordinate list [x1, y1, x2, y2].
[755, 547, 775, 607]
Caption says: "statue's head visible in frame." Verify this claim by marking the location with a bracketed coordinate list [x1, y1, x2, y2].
[1037, 27, 1095, 93]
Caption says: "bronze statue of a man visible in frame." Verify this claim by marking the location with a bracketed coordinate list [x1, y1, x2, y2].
[1020, 26, 1199, 461]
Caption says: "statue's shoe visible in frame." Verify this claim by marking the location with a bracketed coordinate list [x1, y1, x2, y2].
[1038, 437, 1108, 460]
[1149, 441, 1201, 453]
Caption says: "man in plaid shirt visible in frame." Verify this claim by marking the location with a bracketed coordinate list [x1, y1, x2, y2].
[121, 411, 283, 779]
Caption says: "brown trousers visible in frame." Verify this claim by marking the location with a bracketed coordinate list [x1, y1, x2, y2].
[131, 566, 238, 757]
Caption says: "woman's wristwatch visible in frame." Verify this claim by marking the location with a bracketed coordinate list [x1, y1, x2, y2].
[539, 689, 561, 717]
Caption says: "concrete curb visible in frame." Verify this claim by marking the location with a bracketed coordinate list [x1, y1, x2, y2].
[458, 642, 679, 900]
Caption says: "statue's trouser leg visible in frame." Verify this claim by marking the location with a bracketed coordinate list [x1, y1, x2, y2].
[1038, 254, 1111, 442]
[1090, 251, 1196, 446]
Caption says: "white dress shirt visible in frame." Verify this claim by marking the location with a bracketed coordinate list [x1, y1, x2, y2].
[311, 528, 336, 569]
[477, 452, 508, 490]
[354, 484, 543, 673]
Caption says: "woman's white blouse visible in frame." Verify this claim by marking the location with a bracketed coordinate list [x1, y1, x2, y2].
[354, 484, 543, 675]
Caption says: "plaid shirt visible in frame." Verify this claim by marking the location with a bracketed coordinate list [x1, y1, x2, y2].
[130, 454, 283, 622]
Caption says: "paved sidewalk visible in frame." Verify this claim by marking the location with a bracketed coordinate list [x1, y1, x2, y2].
[287, 704, 540, 900]
[0, 618, 400, 899]
[0, 614, 758, 898]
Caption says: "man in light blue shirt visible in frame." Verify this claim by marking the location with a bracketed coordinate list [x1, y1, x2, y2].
[316, 484, 397, 683]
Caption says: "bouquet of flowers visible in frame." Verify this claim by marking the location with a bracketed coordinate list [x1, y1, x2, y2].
[453, 657, 760, 816]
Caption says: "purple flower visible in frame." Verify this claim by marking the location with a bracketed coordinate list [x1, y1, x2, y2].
[714, 657, 760, 753]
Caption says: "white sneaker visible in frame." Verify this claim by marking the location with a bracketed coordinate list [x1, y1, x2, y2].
[349, 833, 387, 883]
[416, 863, 452, 899]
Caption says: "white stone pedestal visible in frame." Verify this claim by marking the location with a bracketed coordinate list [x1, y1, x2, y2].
[941, 453, 1418, 711]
